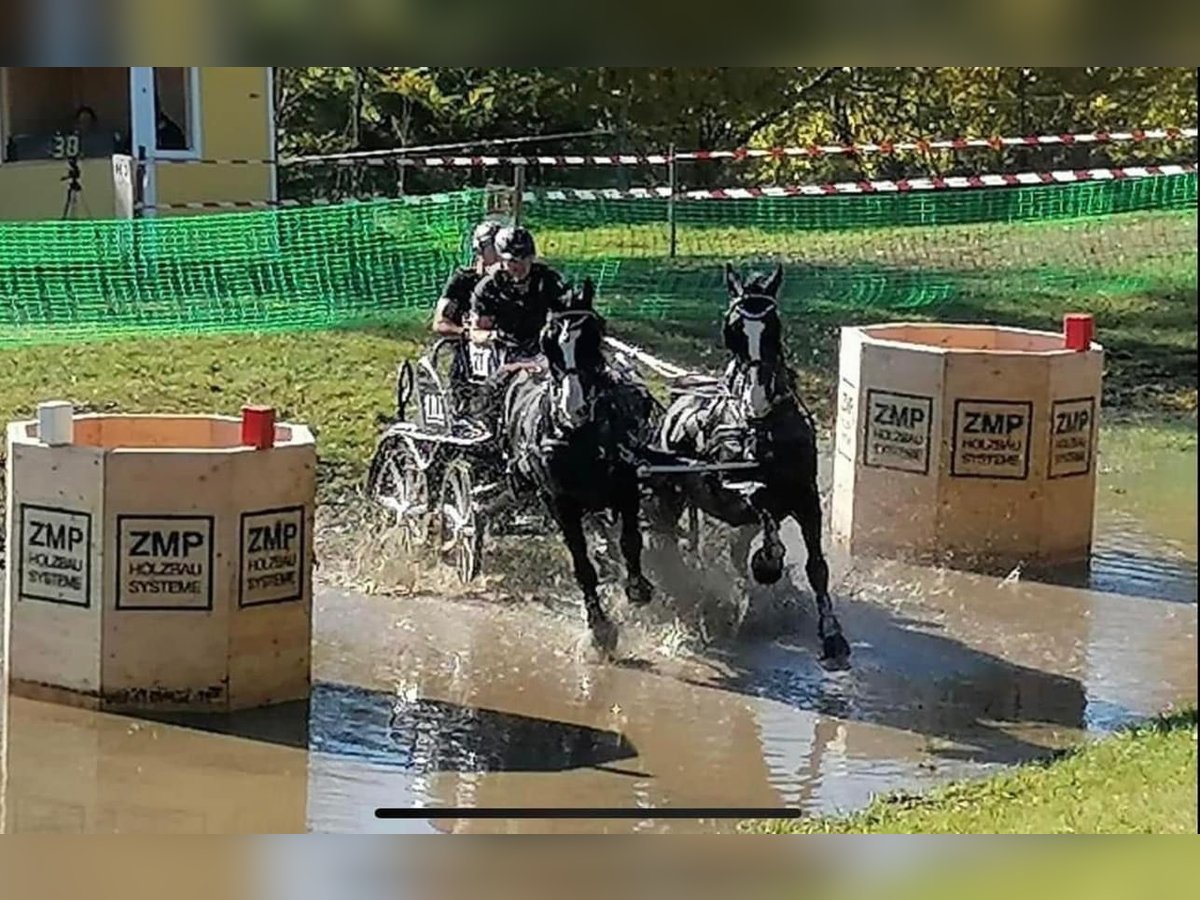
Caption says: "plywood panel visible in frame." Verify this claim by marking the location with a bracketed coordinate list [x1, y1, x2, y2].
[6, 412, 315, 713]
[101, 450, 233, 709]
[6, 435, 105, 697]
[831, 324, 1103, 571]
[226, 443, 316, 709]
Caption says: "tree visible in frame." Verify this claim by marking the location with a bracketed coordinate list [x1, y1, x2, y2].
[275, 67, 1198, 199]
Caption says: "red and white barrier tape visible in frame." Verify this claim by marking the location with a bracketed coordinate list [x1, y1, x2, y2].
[674, 127, 1198, 162]
[134, 198, 365, 211]
[415, 127, 1199, 168]
[153, 158, 276, 166]
[146, 126, 1197, 169]
[527, 164, 1197, 201]
[134, 163, 1196, 211]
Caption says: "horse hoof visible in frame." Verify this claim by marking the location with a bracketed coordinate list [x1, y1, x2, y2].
[750, 548, 784, 585]
[625, 576, 653, 607]
[588, 609, 619, 657]
[820, 633, 852, 667]
[590, 618, 619, 657]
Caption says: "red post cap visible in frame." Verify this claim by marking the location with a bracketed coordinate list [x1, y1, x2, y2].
[1063, 313, 1094, 352]
[241, 405, 276, 449]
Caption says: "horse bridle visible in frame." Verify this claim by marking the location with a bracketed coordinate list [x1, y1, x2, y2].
[726, 291, 785, 396]
[545, 310, 604, 426]
[547, 312, 597, 374]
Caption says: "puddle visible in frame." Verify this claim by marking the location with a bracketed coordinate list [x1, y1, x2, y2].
[1, 421, 1195, 833]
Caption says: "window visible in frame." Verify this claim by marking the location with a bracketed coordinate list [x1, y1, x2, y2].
[153, 67, 200, 157]
[1, 67, 131, 162]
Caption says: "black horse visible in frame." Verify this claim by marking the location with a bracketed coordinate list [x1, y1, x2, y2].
[500, 279, 661, 655]
[648, 263, 851, 665]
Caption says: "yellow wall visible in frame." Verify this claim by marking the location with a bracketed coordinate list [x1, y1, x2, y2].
[155, 67, 274, 217]
[0, 67, 273, 221]
[0, 158, 117, 221]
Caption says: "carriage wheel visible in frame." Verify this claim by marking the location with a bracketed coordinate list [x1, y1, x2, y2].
[370, 437, 431, 553]
[438, 457, 484, 583]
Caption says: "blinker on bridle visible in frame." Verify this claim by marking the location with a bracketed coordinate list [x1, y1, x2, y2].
[551, 310, 599, 376]
[728, 292, 778, 369]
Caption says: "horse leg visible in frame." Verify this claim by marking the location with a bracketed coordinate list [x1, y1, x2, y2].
[616, 480, 653, 607]
[556, 497, 618, 655]
[748, 490, 786, 585]
[795, 488, 850, 665]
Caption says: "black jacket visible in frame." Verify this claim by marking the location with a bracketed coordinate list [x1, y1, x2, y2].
[438, 267, 484, 326]
[470, 262, 568, 353]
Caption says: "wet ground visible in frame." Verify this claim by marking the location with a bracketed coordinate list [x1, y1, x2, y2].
[1, 424, 1195, 833]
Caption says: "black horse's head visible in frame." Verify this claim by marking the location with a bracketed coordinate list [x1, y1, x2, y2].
[722, 262, 787, 418]
[540, 278, 608, 431]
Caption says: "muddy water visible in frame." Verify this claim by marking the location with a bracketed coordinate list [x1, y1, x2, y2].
[1, 425, 1195, 833]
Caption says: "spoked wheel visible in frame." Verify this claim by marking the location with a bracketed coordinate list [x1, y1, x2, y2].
[370, 436, 432, 553]
[438, 457, 484, 584]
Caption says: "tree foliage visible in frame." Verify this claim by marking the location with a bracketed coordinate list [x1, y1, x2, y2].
[275, 67, 1197, 198]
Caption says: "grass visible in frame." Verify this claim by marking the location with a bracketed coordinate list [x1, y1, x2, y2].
[0, 328, 424, 503]
[747, 707, 1197, 834]
[0, 265, 1195, 505]
[0, 209, 1194, 503]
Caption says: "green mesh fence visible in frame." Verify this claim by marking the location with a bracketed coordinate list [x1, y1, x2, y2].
[0, 189, 486, 347]
[0, 173, 1195, 348]
[533, 172, 1199, 321]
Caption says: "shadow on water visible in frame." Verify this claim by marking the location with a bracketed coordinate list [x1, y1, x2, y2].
[140, 682, 639, 775]
[670, 577, 1095, 768]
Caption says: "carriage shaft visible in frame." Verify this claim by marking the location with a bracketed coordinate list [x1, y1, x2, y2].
[636, 461, 760, 477]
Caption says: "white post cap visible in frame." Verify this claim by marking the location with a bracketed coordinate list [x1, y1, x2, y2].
[37, 401, 75, 446]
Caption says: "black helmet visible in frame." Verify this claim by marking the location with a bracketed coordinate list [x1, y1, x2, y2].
[471, 220, 501, 255]
[494, 225, 536, 261]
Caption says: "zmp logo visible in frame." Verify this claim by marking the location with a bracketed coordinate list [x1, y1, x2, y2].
[961, 410, 1027, 434]
[28, 520, 85, 552]
[1054, 408, 1091, 434]
[873, 402, 926, 429]
[247, 519, 299, 553]
[127, 529, 206, 558]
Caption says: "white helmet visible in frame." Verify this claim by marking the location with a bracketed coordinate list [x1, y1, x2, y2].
[471, 220, 501, 256]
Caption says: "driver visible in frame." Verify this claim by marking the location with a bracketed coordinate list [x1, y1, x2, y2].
[433, 220, 501, 415]
[432, 220, 501, 338]
[468, 225, 569, 360]
[466, 225, 572, 427]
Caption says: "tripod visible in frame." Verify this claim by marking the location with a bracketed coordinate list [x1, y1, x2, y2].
[60, 156, 89, 220]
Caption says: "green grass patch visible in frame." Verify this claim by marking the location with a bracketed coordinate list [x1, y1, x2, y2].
[0, 327, 425, 502]
[750, 707, 1197, 834]
[0, 272, 1194, 506]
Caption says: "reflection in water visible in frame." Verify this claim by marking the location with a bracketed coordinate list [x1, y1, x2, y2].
[1, 696, 309, 833]
[311, 683, 638, 774]
[1085, 513, 1198, 605]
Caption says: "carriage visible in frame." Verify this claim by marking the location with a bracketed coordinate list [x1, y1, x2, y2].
[365, 335, 540, 583]
[364, 330, 763, 587]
